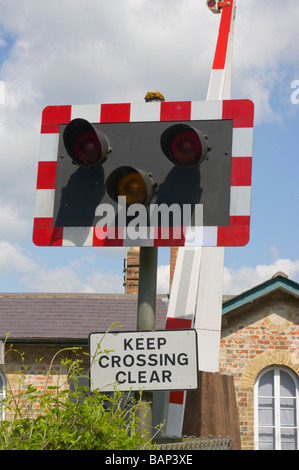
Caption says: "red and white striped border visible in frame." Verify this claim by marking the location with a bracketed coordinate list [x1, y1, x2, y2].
[33, 99, 254, 248]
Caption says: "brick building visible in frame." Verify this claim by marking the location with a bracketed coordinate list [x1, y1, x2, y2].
[124, 248, 299, 450]
[0, 294, 168, 422]
[220, 272, 299, 450]
[1, 249, 299, 450]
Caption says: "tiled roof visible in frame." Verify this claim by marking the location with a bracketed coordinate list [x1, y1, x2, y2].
[0, 293, 168, 343]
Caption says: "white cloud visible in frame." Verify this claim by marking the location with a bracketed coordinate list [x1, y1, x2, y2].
[20, 265, 87, 293]
[155, 257, 299, 297]
[232, 0, 299, 121]
[1, 0, 298, 116]
[81, 271, 124, 294]
[0, 241, 35, 273]
[20, 264, 124, 294]
[0, 0, 297, 219]
[0, 200, 30, 240]
[1, 239, 299, 297]
[0, 241, 124, 293]
[0, 0, 299, 296]
[223, 258, 299, 295]
[157, 264, 170, 294]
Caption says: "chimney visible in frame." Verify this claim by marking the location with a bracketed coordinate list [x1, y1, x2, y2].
[124, 246, 179, 294]
[124, 247, 140, 294]
[169, 247, 178, 291]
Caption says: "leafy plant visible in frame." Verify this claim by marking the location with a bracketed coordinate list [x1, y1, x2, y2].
[0, 332, 161, 450]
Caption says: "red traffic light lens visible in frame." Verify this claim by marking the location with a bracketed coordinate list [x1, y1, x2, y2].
[161, 124, 209, 168]
[73, 132, 102, 166]
[170, 129, 203, 166]
[206, 0, 220, 13]
[117, 171, 148, 206]
[63, 118, 110, 168]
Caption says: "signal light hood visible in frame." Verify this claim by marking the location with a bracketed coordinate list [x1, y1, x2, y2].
[63, 118, 111, 168]
[160, 123, 210, 168]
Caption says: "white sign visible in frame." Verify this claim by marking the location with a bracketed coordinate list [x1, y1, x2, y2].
[89, 330, 199, 392]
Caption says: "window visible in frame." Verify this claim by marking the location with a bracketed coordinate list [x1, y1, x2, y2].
[0, 371, 6, 421]
[254, 366, 299, 450]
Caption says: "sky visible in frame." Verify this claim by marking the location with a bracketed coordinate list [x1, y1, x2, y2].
[0, 0, 298, 296]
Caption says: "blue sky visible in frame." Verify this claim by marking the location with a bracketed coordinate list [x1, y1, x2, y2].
[0, 0, 298, 295]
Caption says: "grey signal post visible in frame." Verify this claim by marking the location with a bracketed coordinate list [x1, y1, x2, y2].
[135, 94, 161, 437]
[136, 245, 158, 436]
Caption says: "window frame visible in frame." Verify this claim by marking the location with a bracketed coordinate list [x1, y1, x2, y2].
[254, 365, 299, 450]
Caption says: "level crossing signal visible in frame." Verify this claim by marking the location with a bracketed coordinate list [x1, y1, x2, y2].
[63, 118, 211, 203]
[33, 100, 254, 248]
[206, 0, 221, 14]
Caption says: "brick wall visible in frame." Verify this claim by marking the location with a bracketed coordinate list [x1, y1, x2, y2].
[124, 246, 178, 294]
[219, 292, 299, 450]
[2, 344, 88, 420]
[124, 248, 140, 294]
[169, 247, 178, 291]
[121, 249, 299, 450]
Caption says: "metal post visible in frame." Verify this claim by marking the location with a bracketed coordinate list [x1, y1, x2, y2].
[137, 246, 158, 331]
[135, 92, 164, 438]
[135, 246, 158, 437]
[136, 92, 164, 334]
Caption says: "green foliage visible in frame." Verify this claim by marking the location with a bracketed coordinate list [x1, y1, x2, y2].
[0, 339, 160, 450]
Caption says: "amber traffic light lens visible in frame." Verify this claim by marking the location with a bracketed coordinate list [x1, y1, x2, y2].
[106, 166, 156, 206]
[116, 171, 148, 205]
